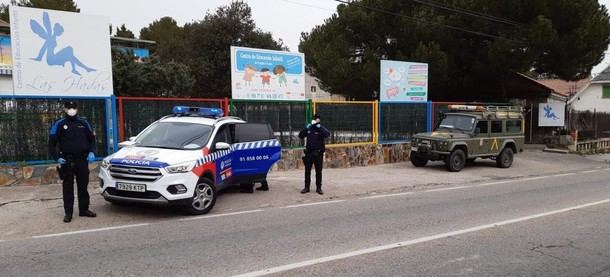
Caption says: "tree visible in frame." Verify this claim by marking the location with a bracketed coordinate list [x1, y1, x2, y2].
[300, 0, 610, 100]
[1, 0, 79, 22]
[115, 24, 135, 38]
[139, 17, 185, 62]
[183, 1, 285, 98]
[112, 48, 195, 97]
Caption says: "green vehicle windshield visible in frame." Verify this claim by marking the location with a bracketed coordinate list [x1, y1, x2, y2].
[438, 115, 476, 132]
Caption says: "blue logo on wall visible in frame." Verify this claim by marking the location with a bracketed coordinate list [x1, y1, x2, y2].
[30, 11, 95, 76]
[543, 104, 560, 120]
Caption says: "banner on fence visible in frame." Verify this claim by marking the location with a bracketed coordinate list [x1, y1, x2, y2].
[539, 102, 565, 127]
[8, 7, 113, 96]
[230, 46, 304, 101]
[380, 60, 428, 102]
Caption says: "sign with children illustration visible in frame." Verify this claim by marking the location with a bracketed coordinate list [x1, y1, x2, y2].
[8, 6, 113, 96]
[380, 60, 428, 102]
[230, 46, 305, 100]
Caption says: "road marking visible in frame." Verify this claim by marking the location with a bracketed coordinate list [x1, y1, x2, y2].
[32, 223, 150, 239]
[582, 170, 600, 174]
[233, 198, 610, 277]
[424, 186, 469, 192]
[282, 200, 346, 208]
[361, 192, 415, 199]
[553, 173, 577, 177]
[179, 209, 264, 222]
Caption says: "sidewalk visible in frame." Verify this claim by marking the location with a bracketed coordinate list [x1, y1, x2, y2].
[0, 150, 607, 240]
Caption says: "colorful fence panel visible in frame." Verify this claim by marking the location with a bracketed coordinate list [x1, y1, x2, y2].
[313, 101, 378, 147]
[379, 102, 429, 143]
[0, 96, 110, 163]
[117, 97, 228, 142]
[230, 99, 310, 148]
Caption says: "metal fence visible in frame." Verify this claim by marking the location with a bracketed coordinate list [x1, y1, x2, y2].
[0, 96, 111, 163]
[230, 99, 311, 148]
[313, 101, 378, 146]
[569, 110, 610, 140]
[379, 102, 430, 143]
[117, 97, 228, 142]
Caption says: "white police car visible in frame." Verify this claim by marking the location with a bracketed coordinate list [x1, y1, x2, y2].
[99, 106, 281, 215]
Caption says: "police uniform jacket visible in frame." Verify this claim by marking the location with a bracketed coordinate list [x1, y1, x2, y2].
[48, 115, 96, 160]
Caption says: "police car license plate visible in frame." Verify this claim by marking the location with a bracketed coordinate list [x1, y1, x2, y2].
[116, 182, 146, 192]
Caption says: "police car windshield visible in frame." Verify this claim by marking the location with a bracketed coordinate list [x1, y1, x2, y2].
[136, 122, 213, 150]
[438, 115, 475, 132]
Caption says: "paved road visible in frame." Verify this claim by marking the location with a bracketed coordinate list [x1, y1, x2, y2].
[2, 168, 610, 276]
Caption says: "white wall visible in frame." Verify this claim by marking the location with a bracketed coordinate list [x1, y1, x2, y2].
[571, 83, 610, 113]
[0, 75, 13, 94]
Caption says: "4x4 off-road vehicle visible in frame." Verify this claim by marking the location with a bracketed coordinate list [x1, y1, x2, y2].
[410, 105, 525, 172]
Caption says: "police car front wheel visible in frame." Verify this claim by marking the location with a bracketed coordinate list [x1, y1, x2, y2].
[185, 178, 216, 215]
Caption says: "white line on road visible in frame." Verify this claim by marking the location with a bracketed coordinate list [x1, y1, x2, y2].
[361, 192, 415, 199]
[233, 198, 610, 277]
[32, 223, 150, 239]
[282, 200, 346, 208]
[424, 186, 469, 192]
[553, 173, 577, 177]
[582, 170, 601, 174]
[179, 209, 264, 222]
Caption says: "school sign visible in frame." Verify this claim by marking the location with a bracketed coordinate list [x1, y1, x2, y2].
[230, 46, 305, 100]
[8, 6, 113, 96]
[379, 60, 428, 102]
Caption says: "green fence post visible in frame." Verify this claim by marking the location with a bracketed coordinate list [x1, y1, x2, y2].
[306, 99, 313, 125]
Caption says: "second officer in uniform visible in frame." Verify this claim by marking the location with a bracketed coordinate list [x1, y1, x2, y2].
[49, 101, 97, 223]
[298, 114, 330, 195]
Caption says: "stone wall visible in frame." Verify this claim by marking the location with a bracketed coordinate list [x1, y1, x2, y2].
[1, 143, 410, 187]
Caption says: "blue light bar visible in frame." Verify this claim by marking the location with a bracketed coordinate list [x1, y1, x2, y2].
[172, 106, 224, 118]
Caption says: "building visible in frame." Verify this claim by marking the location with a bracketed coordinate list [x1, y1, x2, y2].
[569, 66, 610, 112]
[305, 73, 345, 100]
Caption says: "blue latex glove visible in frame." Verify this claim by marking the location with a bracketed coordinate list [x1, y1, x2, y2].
[316, 124, 321, 128]
[87, 152, 95, 162]
[57, 158, 66, 165]
[306, 124, 312, 129]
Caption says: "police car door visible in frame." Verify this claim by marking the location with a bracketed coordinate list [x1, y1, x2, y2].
[210, 124, 234, 188]
[232, 123, 281, 184]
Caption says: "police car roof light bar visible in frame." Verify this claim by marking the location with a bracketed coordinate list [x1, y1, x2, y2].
[172, 106, 224, 118]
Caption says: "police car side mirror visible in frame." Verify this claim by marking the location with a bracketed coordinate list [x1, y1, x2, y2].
[118, 140, 136, 148]
[129, 136, 136, 141]
[215, 142, 231, 151]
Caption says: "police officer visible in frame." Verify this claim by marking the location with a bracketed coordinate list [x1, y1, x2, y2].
[48, 101, 97, 223]
[298, 114, 330, 195]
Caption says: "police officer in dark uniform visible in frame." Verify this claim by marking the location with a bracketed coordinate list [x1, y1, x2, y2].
[298, 114, 330, 195]
[49, 101, 97, 223]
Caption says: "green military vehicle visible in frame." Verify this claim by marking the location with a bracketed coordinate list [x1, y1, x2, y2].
[410, 105, 525, 172]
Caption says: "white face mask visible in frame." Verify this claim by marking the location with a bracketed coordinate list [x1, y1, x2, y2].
[66, 108, 77, 117]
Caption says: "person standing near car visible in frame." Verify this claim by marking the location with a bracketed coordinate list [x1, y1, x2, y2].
[298, 114, 330, 195]
[49, 101, 97, 223]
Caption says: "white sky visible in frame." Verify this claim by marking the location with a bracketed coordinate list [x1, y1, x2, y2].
[3, 0, 610, 75]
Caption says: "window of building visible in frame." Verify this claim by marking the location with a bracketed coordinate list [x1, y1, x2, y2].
[603, 86, 610, 99]
[491, 121, 503, 133]
[506, 120, 522, 133]
[311, 86, 317, 93]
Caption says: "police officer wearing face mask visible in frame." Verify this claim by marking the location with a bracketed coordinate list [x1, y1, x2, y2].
[298, 114, 330, 195]
[49, 101, 97, 223]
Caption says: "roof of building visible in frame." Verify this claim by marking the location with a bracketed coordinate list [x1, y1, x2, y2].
[537, 78, 590, 97]
[110, 36, 156, 45]
[516, 73, 567, 99]
[592, 66, 610, 83]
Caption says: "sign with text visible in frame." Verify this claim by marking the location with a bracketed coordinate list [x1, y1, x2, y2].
[380, 60, 428, 102]
[539, 102, 565, 127]
[8, 6, 113, 96]
[230, 46, 304, 100]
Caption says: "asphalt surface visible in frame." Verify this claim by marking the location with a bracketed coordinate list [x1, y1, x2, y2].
[2, 168, 610, 276]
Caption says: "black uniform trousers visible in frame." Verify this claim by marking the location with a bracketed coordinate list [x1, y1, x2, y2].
[61, 155, 90, 215]
[303, 149, 324, 189]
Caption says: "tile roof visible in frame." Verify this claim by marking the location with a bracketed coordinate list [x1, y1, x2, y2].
[592, 66, 610, 82]
[537, 78, 590, 97]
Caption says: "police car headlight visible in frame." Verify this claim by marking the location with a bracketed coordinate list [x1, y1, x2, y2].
[165, 161, 196, 174]
[101, 159, 110, 169]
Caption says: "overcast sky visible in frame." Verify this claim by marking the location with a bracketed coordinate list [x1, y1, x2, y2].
[4, 0, 610, 75]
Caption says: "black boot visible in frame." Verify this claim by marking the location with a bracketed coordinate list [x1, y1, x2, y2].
[256, 181, 269, 191]
[63, 214, 72, 223]
[316, 187, 324, 195]
[240, 183, 254, 193]
[79, 210, 97, 217]
[301, 187, 310, 193]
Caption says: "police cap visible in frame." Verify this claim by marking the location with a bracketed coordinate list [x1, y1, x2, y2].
[64, 101, 78, 109]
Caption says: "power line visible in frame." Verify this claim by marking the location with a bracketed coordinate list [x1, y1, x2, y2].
[279, 0, 337, 13]
[408, 0, 522, 26]
[333, 0, 523, 42]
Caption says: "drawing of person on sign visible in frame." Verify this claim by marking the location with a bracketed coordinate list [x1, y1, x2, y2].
[30, 11, 96, 76]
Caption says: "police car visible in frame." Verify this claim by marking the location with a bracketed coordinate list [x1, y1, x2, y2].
[99, 106, 281, 215]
